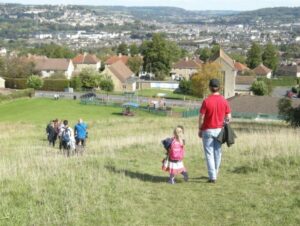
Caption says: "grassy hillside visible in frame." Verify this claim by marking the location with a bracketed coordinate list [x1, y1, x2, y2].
[0, 98, 299, 225]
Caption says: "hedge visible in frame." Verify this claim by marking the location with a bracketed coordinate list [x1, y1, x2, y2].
[0, 88, 34, 102]
[4, 78, 27, 89]
[41, 79, 70, 91]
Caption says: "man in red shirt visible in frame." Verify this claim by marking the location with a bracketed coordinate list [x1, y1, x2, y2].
[198, 79, 231, 183]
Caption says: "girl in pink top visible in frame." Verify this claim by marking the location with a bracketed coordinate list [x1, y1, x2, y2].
[163, 126, 188, 184]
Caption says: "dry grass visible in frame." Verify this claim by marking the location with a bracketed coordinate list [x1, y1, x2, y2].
[0, 99, 299, 225]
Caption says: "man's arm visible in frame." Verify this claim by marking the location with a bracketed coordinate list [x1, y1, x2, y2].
[198, 114, 205, 138]
[225, 113, 232, 124]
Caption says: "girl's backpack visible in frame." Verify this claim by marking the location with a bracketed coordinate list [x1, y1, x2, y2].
[169, 139, 184, 161]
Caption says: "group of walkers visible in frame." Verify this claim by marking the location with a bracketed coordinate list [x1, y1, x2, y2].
[46, 118, 88, 156]
[162, 79, 233, 184]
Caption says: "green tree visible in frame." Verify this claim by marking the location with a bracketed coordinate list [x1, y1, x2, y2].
[100, 76, 114, 92]
[127, 56, 143, 75]
[246, 42, 262, 69]
[191, 63, 222, 98]
[4, 57, 35, 78]
[141, 33, 182, 77]
[129, 43, 139, 56]
[250, 80, 268, 96]
[117, 43, 128, 55]
[199, 48, 211, 62]
[278, 98, 300, 127]
[26, 75, 43, 90]
[70, 76, 82, 91]
[230, 53, 247, 64]
[79, 68, 100, 89]
[262, 42, 279, 72]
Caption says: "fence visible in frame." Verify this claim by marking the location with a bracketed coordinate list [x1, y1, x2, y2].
[181, 108, 284, 121]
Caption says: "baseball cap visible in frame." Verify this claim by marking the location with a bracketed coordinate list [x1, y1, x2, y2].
[209, 79, 220, 87]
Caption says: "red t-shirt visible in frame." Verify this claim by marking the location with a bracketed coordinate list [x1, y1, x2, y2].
[200, 94, 231, 130]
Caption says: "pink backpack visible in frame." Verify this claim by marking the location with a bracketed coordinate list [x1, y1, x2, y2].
[169, 139, 184, 161]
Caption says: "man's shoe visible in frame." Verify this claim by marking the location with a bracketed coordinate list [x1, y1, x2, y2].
[208, 179, 216, 183]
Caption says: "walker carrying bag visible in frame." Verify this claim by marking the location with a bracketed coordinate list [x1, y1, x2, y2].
[62, 128, 71, 143]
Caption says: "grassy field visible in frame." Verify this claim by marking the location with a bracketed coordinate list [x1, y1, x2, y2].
[0, 98, 299, 225]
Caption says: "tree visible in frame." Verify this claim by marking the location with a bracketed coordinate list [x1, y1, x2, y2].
[250, 80, 268, 96]
[26, 75, 43, 90]
[3, 57, 35, 78]
[199, 48, 211, 62]
[230, 53, 247, 64]
[100, 76, 114, 92]
[117, 43, 128, 55]
[79, 68, 100, 89]
[191, 62, 222, 98]
[262, 42, 279, 72]
[129, 43, 139, 56]
[141, 33, 182, 77]
[23, 43, 75, 58]
[70, 76, 82, 91]
[127, 56, 143, 75]
[278, 98, 300, 127]
[246, 42, 262, 69]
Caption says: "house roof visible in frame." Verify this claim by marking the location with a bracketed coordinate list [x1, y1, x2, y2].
[234, 62, 249, 72]
[173, 57, 202, 69]
[278, 64, 300, 74]
[108, 61, 134, 83]
[210, 49, 235, 69]
[33, 58, 71, 71]
[105, 55, 130, 65]
[235, 76, 256, 85]
[73, 54, 99, 65]
[253, 64, 272, 75]
[228, 95, 300, 115]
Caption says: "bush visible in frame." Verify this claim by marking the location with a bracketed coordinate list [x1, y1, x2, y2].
[41, 79, 69, 91]
[178, 79, 192, 95]
[0, 88, 34, 102]
[70, 76, 82, 91]
[4, 78, 27, 89]
[27, 75, 44, 90]
[250, 81, 268, 96]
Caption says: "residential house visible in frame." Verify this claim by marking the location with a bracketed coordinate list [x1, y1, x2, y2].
[210, 49, 237, 98]
[105, 54, 130, 66]
[277, 64, 300, 77]
[234, 62, 250, 75]
[30, 56, 74, 79]
[171, 57, 202, 80]
[72, 53, 101, 73]
[235, 76, 256, 95]
[253, 64, 272, 78]
[102, 61, 136, 92]
[0, 77, 5, 88]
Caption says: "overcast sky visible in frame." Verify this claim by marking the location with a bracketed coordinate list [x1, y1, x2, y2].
[1, 0, 300, 11]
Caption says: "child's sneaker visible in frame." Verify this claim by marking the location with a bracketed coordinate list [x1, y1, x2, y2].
[182, 172, 189, 182]
[168, 177, 175, 184]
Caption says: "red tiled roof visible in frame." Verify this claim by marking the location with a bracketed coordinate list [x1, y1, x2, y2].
[73, 54, 99, 65]
[108, 61, 134, 83]
[106, 55, 129, 65]
[253, 64, 272, 75]
[173, 58, 202, 69]
[234, 62, 249, 72]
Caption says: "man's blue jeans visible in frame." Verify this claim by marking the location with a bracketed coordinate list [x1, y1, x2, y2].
[202, 128, 222, 180]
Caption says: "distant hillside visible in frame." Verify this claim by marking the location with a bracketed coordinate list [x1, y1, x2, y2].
[232, 7, 300, 23]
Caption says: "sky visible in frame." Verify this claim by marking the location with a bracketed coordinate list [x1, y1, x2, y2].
[1, 0, 300, 11]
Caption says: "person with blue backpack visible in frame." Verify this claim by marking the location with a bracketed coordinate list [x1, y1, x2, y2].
[74, 118, 88, 147]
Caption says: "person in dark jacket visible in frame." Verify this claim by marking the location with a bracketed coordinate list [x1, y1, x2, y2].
[46, 120, 57, 147]
[198, 79, 231, 183]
